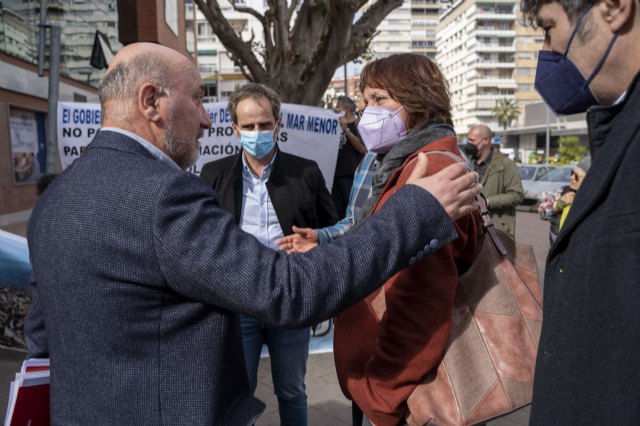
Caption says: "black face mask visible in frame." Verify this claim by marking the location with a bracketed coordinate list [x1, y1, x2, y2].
[461, 143, 478, 160]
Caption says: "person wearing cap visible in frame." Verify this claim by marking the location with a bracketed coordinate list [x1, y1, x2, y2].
[557, 156, 591, 229]
[538, 155, 592, 243]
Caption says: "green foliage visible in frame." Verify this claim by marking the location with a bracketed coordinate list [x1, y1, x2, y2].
[492, 98, 521, 131]
[557, 136, 587, 163]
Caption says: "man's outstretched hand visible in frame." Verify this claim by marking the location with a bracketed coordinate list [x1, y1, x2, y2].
[406, 153, 482, 221]
[276, 226, 319, 254]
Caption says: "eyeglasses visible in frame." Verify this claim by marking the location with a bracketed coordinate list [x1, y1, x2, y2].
[571, 170, 583, 180]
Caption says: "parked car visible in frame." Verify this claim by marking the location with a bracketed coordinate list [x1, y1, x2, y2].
[518, 164, 555, 187]
[521, 166, 573, 210]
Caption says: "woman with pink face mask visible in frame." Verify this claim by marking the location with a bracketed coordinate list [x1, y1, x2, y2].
[332, 54, 482, 426]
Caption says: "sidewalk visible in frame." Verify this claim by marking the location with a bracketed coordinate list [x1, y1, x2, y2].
[0, 212, 549, 424]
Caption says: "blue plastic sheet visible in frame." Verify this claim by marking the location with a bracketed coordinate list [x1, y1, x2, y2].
[0, 230, 31, 287]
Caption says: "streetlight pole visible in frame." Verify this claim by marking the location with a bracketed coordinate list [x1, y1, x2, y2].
[38, 0, 61, 174]
[545, 105, 551, 165]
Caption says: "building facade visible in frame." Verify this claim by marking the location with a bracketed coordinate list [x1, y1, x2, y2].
[1, 0, 190, 232]
[186, 0, 265, 102]
[437, 0, 519, 133]
[409, 0, 441, 58]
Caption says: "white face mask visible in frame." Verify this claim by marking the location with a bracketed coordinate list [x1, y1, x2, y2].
[357, 106, 407, 153]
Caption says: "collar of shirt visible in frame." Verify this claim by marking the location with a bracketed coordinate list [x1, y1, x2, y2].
[612, 90, 627, 106]
[100, 127, 181, 171]
[241, 150, 278, 181]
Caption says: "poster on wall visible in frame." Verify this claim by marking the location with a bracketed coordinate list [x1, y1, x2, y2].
[57, 102, 341, 189]
[9, 107, 46, 185]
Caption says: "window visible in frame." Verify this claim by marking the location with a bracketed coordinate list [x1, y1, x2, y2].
[165, 0, 178, 35]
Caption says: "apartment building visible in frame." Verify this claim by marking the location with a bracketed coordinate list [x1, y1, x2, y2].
[368, 1, 412, 58]
[186, 0, 266, 102]
[437, 0, 519, 133]
[409, 0, 442, 58]
[514, 19, 544, 105]
[367, 0, 444, 60]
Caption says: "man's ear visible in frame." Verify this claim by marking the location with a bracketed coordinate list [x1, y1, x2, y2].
[597, 0, 634, 32]
[138, 83, 162, 123]
[231, 122, 240, 138]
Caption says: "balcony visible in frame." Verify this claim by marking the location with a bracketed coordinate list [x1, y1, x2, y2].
[475, 43, 515, 53]
[475, 29, 516, 37]
[475, 78, 516, 89]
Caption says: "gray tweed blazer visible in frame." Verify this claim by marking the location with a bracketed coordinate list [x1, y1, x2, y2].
[25, 130, 456, 425]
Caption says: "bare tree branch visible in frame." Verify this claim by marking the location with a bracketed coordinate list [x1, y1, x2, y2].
[232, 1, 266, 27]
[286, 0, 300, 23]
[194, 0, 267, 81]
[348, 0, 404, 61]
[196, 0, 404, 105]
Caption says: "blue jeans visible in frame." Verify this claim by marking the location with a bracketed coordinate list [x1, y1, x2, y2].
[240, 315, 310, 426]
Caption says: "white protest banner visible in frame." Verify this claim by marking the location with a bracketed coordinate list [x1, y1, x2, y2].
[57, 102, 101, 169]
[58, 102, 341, 189]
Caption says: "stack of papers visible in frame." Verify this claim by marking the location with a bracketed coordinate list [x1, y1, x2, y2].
[4, 358, 49, 426]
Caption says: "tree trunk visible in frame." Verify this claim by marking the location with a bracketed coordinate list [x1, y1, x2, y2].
[194, 0, 404, 105]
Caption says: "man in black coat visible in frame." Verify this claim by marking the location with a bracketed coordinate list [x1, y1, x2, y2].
[24, 43, 482, 425]
[520, 0, 640, 423]
[200, 83, 338, 425]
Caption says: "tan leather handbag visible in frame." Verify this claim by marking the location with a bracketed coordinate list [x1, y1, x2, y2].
[374, 152, 544, 426]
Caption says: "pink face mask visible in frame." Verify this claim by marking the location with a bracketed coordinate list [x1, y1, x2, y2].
[357, 106, 407, 153]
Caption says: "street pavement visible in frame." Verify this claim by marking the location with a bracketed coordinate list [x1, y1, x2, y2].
[0, 212, 550, 425]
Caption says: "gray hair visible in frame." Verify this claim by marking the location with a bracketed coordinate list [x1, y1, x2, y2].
[336, 96, 357, 114]
[98, 53, 172, 122]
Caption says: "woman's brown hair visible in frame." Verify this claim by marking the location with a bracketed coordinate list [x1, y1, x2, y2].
[359, 53, 452, 129]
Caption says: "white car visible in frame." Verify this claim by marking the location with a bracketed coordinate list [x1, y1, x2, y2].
[521, 166, 573, 211]
[518, 164, 555, 186]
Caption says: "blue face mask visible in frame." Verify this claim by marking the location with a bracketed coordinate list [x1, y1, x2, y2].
[534, 7, 618, 115]
[239, 130, 276, 159]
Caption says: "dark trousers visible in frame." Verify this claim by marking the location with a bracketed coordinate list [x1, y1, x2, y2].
[331, 175, 354, 218]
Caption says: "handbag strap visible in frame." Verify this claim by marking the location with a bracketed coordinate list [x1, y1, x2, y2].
[422, 150, 508, 257]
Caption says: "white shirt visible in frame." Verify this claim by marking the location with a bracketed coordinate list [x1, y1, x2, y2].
[238, 152, 284, 250]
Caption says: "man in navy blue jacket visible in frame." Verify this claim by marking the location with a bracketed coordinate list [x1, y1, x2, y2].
[25, 42, 481, 425]
[521, 0, 640, 423]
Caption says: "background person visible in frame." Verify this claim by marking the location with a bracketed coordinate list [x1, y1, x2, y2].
[25, 42, 482, 425]
[520, 0, 640, 423]
[331, 95, 366, 217]
[538, 155, 591, 244]
[199, 83, 338, 425]
[328, 53, 482, 426]
[465, 123, 524, 238]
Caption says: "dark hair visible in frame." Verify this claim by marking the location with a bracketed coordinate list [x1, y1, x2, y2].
[228, 83, 281, 124]
[521, 0, 592, 31]
[359, 53, 452, 129]
[36, 173, 57, 196]
[336, 96, 356, 113]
